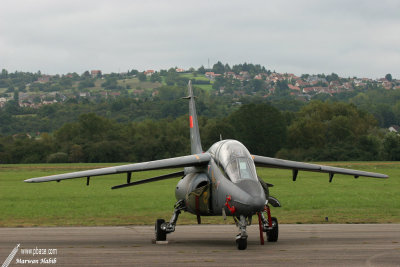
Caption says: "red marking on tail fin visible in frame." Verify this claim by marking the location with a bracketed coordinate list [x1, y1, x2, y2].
[189, 116, 193, 128]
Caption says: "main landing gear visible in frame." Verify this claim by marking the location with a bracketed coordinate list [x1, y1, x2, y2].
[258, 205, 279, 243]
[155, 199, 185, 242]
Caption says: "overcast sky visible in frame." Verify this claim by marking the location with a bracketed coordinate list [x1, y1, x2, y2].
[1, 0, 399, 78]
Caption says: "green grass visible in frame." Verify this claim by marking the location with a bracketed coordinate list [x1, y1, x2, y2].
[0, 162, 398, 227]
[179, 73, 209, 81]
[264, 162, 399, 224]
[117, 77, 162, 90]
[194, 84, 213, 91]
[179, 73, 214, 91]
[13, 114, 38, 118]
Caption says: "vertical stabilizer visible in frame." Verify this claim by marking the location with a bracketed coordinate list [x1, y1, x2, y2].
[185, 81, 203, 154]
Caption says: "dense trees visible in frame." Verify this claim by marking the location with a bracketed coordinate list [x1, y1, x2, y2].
[276, 101, 385, 161]
[227, 104, 286, 156]
[0, 103, 281, 163]
[2, 100, 399, 164]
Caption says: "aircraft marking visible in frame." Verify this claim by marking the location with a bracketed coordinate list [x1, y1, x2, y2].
[189, 116, 193, 128]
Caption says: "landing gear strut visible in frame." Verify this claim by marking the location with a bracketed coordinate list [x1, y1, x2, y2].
[259, 205, 279, 243]
[154, 199, 185, 242]
[234, 215, 251, 250]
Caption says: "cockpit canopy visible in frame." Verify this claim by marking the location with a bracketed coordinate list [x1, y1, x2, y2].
[208, 140, 257, 183]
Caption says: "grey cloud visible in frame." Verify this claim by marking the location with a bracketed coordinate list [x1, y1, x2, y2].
[0, 0, 399, 78]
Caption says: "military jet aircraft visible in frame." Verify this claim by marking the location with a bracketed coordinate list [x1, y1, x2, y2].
[25, 81, 388, 250]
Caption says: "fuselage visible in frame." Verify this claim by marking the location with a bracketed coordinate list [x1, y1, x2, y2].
[175, 140, 267, 217]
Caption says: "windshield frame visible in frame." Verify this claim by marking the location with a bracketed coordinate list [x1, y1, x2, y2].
[225, 157, 257, 183]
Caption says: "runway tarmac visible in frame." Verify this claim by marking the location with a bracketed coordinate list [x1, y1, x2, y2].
[1, 224, 399, 266]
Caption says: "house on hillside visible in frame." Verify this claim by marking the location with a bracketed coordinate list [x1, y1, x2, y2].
[79, 92, 90, 98]
[382, 81, 393, 90]
[91, 70, 102, 78]
[288, 84, 301, 91]
[239, 71, 250, 79]
[0, 97, 7, 108]
[144, 70, 155, 76]
[295, 80, 308, 87]
[205, 72, 221, 81]
[19, 102, 35, 108]
[42, 100, 58, 105]
[36, 75, 51, 83]
[225, 72, 236, 78]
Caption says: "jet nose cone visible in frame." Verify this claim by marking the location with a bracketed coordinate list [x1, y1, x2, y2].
[234, 180, 266, 213]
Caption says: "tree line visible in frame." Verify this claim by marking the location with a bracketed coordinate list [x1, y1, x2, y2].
[1, 101, 399, 164]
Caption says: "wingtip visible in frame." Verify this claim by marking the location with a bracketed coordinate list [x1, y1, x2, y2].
[24, 178, 41, 183]
[372, 174, 389, 179]
[376, 173, 389, 179]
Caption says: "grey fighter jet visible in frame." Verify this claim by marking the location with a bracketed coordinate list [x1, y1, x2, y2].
[25, 81, 388, 250]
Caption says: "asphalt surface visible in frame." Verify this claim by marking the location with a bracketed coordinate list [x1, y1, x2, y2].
[1, 224, 399, 266]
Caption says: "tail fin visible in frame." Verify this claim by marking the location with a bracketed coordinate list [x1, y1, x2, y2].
[183, 81, 203, 154]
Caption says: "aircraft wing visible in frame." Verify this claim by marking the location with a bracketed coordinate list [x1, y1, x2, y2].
[252, 155, 388, 180]
[24, 153, 211, 183]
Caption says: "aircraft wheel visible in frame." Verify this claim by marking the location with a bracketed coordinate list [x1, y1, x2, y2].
[236, 237, 247, 250]
[267, 217, 278, 242]
[155, 219, 167, 241]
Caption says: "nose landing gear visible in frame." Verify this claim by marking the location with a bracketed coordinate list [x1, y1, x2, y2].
[234, 215, 252, 250]
[236, 235, 247, 250]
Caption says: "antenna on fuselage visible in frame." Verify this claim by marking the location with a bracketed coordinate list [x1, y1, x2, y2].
[182, 81, 203, 154]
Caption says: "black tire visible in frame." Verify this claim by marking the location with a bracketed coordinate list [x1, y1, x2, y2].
[236, 238, 247, 250]
[267, 217, 278, 242]
[155, 219, 167, 241]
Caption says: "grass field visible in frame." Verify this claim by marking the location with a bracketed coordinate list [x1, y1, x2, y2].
[179, 73, 209, 81]
[117, 77, 162, 91]
[179, 73, 214, 91]
[194, 84, 213, 91]
[0, 162, 398, 227]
